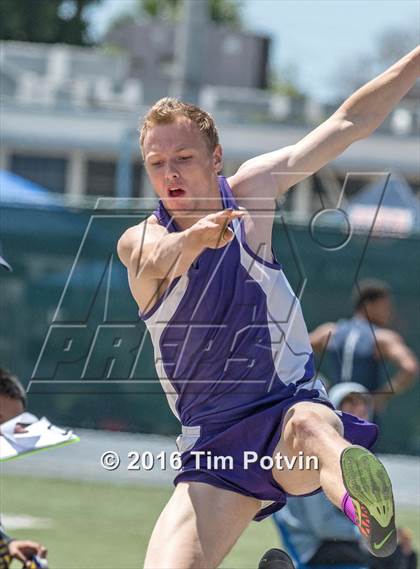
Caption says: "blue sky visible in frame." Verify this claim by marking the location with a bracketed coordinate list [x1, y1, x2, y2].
[89, 0, 419, 102]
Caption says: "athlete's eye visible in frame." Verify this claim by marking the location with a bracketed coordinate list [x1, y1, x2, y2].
[179, 156, 192, 161]
[150, 161, 163, 167]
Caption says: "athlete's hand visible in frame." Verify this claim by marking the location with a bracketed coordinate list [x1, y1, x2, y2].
[188, 208, 246, 249]
[8, 539, 47, 566]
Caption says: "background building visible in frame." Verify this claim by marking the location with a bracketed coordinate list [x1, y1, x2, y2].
[1, 38, 419, 214]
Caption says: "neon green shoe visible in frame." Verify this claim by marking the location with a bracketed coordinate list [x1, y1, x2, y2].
[341, 445, 396, 558]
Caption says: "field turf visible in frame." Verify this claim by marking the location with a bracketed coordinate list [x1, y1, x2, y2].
[2, 475, 418, 568]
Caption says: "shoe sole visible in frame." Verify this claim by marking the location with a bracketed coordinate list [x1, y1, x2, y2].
[341, 445, 396, 558]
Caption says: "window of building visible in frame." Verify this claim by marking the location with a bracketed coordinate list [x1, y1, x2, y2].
[86, 160, 116, 196]
[10, 154, 67, 193]
[86, 160, 144, 197]
[159, 55, 175, 77]
[132, 162, 143, 197]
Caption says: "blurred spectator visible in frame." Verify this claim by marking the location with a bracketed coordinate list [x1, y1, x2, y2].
[0, 368, 48, 568]
[310, 279, 418, 414]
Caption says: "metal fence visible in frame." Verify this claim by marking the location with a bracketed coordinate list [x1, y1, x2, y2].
[1, 204, 419, 453]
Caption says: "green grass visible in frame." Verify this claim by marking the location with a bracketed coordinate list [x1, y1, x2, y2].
[1, 475, 418, 568]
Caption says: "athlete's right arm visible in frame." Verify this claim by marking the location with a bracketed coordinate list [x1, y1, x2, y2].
[374, 329, 418, 409]
[117, 209, 245, 308]
[118, 218, 201, 281]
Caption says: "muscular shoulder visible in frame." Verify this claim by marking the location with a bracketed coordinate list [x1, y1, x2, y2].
[313, 322, 337, 336]
[309, 322, 337, 353]
[375, 328, 403, 346]
[117, 215, 167, 268]
[227, 170, 276, 205]
[227, 146, 293, 203]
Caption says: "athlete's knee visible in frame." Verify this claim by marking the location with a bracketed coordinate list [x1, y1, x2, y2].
[287, 406, 343, 446]
[290, 409, 321, 440]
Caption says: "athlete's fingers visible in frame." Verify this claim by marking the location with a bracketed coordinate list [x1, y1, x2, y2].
[213, 208, 246, 220]
[223, 227, 235, 242]
[211, 222, 234, 248]
[226, 209, 246, 219]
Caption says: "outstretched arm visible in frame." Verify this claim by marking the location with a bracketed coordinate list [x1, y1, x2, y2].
[373, 329, 418, 412]
[232, 46, 420, 198]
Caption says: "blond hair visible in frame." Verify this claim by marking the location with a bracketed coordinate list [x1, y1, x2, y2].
[139, 97, 219, 156]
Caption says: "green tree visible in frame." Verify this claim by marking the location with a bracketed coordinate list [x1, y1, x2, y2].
[269, 63, 305, 99]
[110, 0, 242, 28]
[0, 0, 103, 45]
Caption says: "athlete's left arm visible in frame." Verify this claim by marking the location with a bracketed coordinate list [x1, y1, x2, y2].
[375, 329, 419, 399]
[232, 46, 420, 198]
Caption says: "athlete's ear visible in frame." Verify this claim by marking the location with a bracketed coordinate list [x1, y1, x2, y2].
[213, 144, 223, 174]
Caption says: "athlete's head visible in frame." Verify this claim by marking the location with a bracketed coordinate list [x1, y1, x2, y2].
[352, 279, 393, 327]
[340, 392, 371, 420]
[0, 367, 26, 424]
[140, 98, 223, 216]
[329, 382, 372, 420]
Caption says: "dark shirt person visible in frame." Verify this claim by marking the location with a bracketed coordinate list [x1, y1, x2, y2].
[310, 279, 418, 414]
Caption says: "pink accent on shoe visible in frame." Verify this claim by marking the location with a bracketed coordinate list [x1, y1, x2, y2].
[341, 491, 357, 525]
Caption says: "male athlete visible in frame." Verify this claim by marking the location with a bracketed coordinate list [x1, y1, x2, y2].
[118, 46, 420, 568]
[310, 279, 418, 414]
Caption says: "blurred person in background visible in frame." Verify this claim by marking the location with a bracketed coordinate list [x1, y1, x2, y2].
[0, 368, 48, 568]
[310, 279, 418, 414]
[1, 246, 49, 568]
[273, 383, 418, 568]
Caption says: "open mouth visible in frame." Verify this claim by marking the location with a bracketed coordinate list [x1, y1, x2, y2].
[168, 188, 186, 198]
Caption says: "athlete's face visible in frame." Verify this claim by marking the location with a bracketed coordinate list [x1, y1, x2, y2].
[341, 395, 371, 420]
[143, 116, 223, 218]
[368, 295, 394, 326]
[0, 394, 24, 425]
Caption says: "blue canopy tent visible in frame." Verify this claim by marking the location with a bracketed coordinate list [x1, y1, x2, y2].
[346, 173, 420, 236]
[0, 169, 93, 240]
[0, 170, 64, 207]
[0, 170, 129, 288]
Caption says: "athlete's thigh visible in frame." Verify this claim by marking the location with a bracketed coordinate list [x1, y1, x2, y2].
[272, 401, 343, 495]
[144, 481, 261, 569]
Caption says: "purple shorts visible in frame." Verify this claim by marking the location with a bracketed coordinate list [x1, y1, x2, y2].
[173, 386, 378, 522]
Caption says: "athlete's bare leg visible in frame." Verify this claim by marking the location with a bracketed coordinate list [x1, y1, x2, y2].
[272, 401, 397, 558]
[272, 401, 349, 507]
[144, 481, 261, 569]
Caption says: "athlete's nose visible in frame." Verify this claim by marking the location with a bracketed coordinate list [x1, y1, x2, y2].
[165, 161, 180, 181]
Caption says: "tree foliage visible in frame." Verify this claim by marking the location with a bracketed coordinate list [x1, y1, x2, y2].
[0, 0, 103, 45]
[139, 0, 242, 26]
[269, 62, 305, 99]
